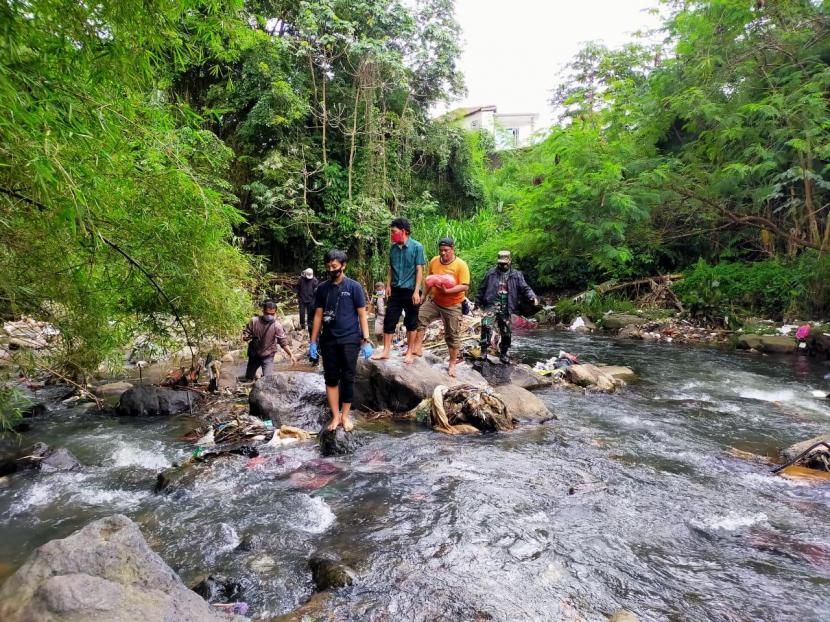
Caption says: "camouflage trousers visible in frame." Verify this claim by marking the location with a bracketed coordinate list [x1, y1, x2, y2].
[479, 305, 511, 357]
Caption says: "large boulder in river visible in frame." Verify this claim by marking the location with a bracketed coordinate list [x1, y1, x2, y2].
[602, 314, 646, 330]
[249, 372, 327, 430]
[318, 427, 365, 457]
[0, 514, 244, 622]
[477, 359, 553, 390]
[564, 364, 623, 392]
[737, 334, 798, 354]
[355, 355, 486, 412]
[118, 385, 194, 417]
[493, 384, 555, 423]
[596, 365, 637, 383]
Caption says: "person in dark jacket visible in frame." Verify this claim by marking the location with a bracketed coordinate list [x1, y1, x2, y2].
[475, 250, 539, 364]
[296, 268, 319, 333]
[243, 300, 297, 380]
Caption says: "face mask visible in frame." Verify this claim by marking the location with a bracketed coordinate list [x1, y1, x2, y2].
[391, 231, 405, 243]
[262, 312, 276, 322]
[498, 264, 509, 272]
[375, 290, 385, 296]
[327, 268, 342, 281]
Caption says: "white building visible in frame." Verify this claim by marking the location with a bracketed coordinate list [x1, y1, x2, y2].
[449, 105, 539, 149]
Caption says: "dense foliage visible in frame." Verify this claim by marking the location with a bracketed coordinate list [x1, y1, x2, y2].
[3, 0, 830, 386]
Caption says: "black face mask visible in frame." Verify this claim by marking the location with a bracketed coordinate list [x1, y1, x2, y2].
[498, 264, 510, 272]
[327, 268, 342, 281]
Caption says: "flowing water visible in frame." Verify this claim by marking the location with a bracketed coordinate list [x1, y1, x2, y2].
[2, 331, 830, 621]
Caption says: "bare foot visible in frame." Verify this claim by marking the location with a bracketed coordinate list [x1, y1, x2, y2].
[370, 351, 390, 360]
[447, 362, 457, 378]
[326, 415, 341, 431]
[404, 352, 414, 364]
[342, 416, 354, 432]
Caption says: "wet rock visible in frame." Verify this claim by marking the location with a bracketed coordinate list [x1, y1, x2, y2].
[596, 365, 637, 383]
[608, 611, 639, 622]
[737, 334, 798, 354]
[249, 372, 327, 430]
[564, 364, 622, 392]
[493, 384, 555, 423]
[477, 359, 553, 390]
[236, 533, 263, 552]
[355, 355, 486, 412]
[191, 574, 244, 604]
[0, 514, 241, 622]
[781, 435, 830, 471]
[40, 447, 81, 473]
[319, 427, 365, 456]
[309, 556, 355, 591]
[618, 324, 643, 339]
[93, 381, 133, 398]
[118, 385, 194, 417]
[603, 314, 645, 330]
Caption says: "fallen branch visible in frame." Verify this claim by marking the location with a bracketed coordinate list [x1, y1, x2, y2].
[572, 274, 684, 302]
[37, 364, 103, 410]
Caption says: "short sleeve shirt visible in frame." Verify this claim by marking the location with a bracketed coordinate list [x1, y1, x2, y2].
[313, 277, 366, 344]
[428, 256, 471, 307]
[389, 238, 426, 290]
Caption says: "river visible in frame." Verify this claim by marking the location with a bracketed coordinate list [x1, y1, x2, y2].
[2, 331, 830, 621]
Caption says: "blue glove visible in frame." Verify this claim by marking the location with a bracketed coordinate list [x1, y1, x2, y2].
[309, 342, 319, 362]
[361, 342, 374, 360]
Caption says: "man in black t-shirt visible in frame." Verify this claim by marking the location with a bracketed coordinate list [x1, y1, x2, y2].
[309, 250, 373, 432]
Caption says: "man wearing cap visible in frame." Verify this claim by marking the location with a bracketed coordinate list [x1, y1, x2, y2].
[371, 217, 426, 361]
[411, 237, 470, 376]
[475, 250, 539, 364]
[296, 268, 318, 334]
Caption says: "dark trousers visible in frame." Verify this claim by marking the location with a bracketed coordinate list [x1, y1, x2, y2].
[383, 287, 419, 334]
[245, 354, 274, 380]
[298, 301, 312, 329]
[320, 341, 360, 404]
[480, 306, 511, 356]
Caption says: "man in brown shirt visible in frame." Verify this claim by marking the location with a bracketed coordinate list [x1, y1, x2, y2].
[243, 300, 296, 380]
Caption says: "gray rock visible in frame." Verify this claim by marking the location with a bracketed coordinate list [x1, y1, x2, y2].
[618, 324, 643, 339]
[93, 381, 133, 398]
[477, 360, 553, 390]
[309, 556, 355, 591]
[781, 435, 830, 470]
[596, 365, 637, 383]
[603, 314, 645, 330]
[493, 384, 555, 423]
[41, 447, 81, 473]
[236, 533, 263, 552]
[608, 611, 639, 622]
[319, 427, 365, 456]
[191, 575, 244, 604]
[355, 355, 486, 412]
[0, 514, 245, 622]
[249, 372, 327, 430]
[564, 364, 622, 392]
[737, 334, 798, 354]
[118, 385, 194, 417]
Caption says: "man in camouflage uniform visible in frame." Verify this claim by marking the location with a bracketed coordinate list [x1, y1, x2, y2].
[475, 251, 539, 364]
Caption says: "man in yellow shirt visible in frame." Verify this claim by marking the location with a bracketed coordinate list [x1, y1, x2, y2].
[409, 237, 470, 376]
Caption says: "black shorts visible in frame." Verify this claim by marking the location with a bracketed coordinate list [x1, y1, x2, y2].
[383, 287, 419, 333]
[319, 340, 360, 404]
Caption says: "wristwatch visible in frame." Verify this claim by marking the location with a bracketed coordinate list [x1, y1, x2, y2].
[361, 336, 370, 342]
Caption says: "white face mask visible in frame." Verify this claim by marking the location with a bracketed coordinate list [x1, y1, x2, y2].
[375, 290, 385, 296]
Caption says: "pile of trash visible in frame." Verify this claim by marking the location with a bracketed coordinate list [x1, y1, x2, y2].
[533, 351, 580, 378]
[192, 414, 315, 448]
[410, 384, 514, 435]
[3, 317, 60, 350]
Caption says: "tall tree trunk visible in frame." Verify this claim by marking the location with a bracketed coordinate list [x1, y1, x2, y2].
[347, 60, 364, 203]
[804, 152, 820, 245]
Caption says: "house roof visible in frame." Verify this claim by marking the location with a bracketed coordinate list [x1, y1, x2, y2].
[445, 105, 498, 119]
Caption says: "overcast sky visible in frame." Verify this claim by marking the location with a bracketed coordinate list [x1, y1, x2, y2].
[442, 0, 662, 128]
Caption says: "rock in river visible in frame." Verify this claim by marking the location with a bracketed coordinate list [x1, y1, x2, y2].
[476, 359, 553, 391]
[737, 334, 798, 354]
[355, 355, 486, 412]
[781, 434, 830, 471]
[602, 314, 646, 330]
[319, 427, 365, 456]
[493, 384, 555, 423]
[309, 556, 356, 591]
[0, 514, 245, 622]
[564, 364, 624, 392]
[249, 372, 327, 430]
[118, 385, 195, 417]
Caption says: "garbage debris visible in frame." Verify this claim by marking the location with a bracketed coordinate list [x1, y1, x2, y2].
[512, 315, 538, 329]
[426, 384, 514, 434]
[267, 425, 314, 447]
[533, 351, 580, 377]
[3, 317, 60, 350]
[568, 316, 586, 332]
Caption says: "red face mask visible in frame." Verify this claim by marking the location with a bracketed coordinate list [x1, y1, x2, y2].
[391, 230, 405, 243]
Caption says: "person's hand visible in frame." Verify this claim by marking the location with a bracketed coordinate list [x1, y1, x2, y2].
[413, 291, 421, 305]
[533, 298, 540, 307]
[289, 353, 298, 366]
[385, 284, 391, 298]
[361, 342, 374, 360]
[309, 342, 318, 361]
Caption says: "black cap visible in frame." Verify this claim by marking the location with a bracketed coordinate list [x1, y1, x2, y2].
[438, 237, 454, 248]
